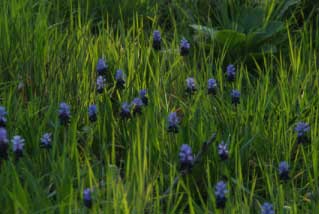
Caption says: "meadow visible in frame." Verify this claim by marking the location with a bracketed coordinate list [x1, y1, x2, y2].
[0, 0, 319, 213]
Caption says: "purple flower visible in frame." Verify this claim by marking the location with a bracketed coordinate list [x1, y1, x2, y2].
[153, 30, 161, 50]
[96, 58, 108, 75]
[58, 102, 71, 125]
[208, 78, 217, 95]
[215, 181, 228, 209]
[120, 102, 131, 119]
[231, 89, 240, 105]
[218, 141, 229, 160]
[179, 144, 194, 170]
[131, 98, 144, 115]
[96, 75, 106, 93]
[40, 133, 52, 149]
[88, 105, 97, 122]
[0, 128, 9, 160]
[186, 77, 196, 94]
[0, 106, 7, 127]
[12, 135, 25, 159]
[139, 89, 148, 105]
[115, 69, 125, 89]
[294, 122, 310, 144]
[278, 161, 289, 181]
[167, 112, 180, 133]
[180, 38, 190, 56]
[83, 188, 92, 208]
[261, 202, 274, 214]
[226, 64, 236, 82]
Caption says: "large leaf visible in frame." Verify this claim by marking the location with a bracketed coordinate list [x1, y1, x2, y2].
[213, 29, 246, 49]
[238, 7, 265, 33]
[189, 24, 216, 38]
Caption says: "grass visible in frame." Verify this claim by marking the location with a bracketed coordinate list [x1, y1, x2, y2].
[0, 0, 319, 213]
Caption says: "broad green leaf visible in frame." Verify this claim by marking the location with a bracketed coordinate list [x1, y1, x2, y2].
[213, 29, 246, 48]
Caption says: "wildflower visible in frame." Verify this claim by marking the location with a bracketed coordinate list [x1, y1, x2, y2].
[88, 105, 97, 122]
[278, 161, 289, 181]
[12, 135, 25, 159]
[96, 75, 106, 93]
[115, 69, 125, 89]
[179, 144, 194, 170]
[0, 106, 7, 127]
[215, 181, 228, 209]
[131, 98, 144, 115]
[294, 122, 310, 144]
[96, 58, 108, 76]
[180, 38, 190, 56]
[0, 128, 9, 160]
[153, 30, 161, 50]
[58, 102, 71, 125]
[167, 112, 180, 133]
[218, 141, 229, 160]
[139, 89, 148, 105]
[226, 64, 236, 82]
[186, 77, 196, 94]
[40, 133, 52, 149]
[120, 102, 131, 119]
[83, 188, 92, 208]
[261, 202, 275, 214]
[231, 89, 240, 105]
[208, 78, 217, 95]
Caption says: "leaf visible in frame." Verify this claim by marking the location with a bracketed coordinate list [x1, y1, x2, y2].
[274, 0, 300, 19]
[213, 29, 246, 48]
[238, 7, 265, 33]
[189, 24, 216, 38]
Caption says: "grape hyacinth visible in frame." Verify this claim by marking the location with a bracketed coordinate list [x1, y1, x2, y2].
[83, 188, 92, 208]
[180, 38, 190, 56]
[40, 133, 52, 149]
[0, 106, 7, 127]
[186, 77, 196, 94]
[294, 122, 310, 144]
[131, 97, 144, 115]
[261, 202, 275, 214]
[120, 102, 131, 119]
[167, 112, 180, 133]
[208, 78, 217, 95]
[96, 75, 106, 93]
[139, 89, 148, 106]
[179, 144, 194, 170]
[0, 128, 9, 160]
[88, 104, 97, 122]
[215, 181, 228, 209]
[12, 135, 25, 160]
[96, 58, 108, 76]
[226, 64, 236, 82]
[58, 102, 71, 125]
[153, 30, 161, 50]
[278, 161, 289, 181]
[231, 89, 240, 105]
[218, 141, 229, 160]
[115, 69, 125, 89]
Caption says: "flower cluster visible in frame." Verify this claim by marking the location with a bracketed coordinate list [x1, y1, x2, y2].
[167, 112, 180, 133]
[179, 144, 194, 170]
[294, 122, 310, 144]
[215, 181, 228, 209]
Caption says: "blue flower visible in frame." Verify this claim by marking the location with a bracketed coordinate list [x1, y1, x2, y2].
[12, 135, 25, 159]
[231, 89, 240, 105]
[218, 141, 229, 160]
[96, 75, 106, 93]
[294, 122, 310, 144]
[40, 133, 52, 149]
[226, 64, 236, 82]
[179, 144, 194, 170]
[96, 58, 108, 75]
[208, 78, 217, 95]
[88, 105, 98, 122]
[131, 98, 144, 115]
[186, 77, 196, 94]
[261, 202, 274, 214]
[180, 38, 190, 56]
[0, 128, 9, 160]
[83, 188, 92, 208]
[58, 102, 71, 125]
[278, 161, 289, 181]
[153, 30, 161, 50]
[215, 181, 228, 209]
[139, 89, 148, 105]
[115, 69, 125, 89]
[120, 102, 131, 119]
[167, 112, 180, 133]
[0, 106, 7, 127]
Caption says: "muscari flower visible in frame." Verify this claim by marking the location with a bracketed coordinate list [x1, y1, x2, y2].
[153, 30, 161, 50]
[139, 89, 148, 105]
[180, 38, 190, 56]
[88, 105, 98, 122]
[12, 135, 25, 159]
[226, 64, 236, 82]
[120, 102, 131, 119]
[215, 181, 228, 209]
[0, 128, 9, 160]
[83, 188, 92, 208]
[40, 133, 52, 149]
[218, 141, 229, 160]
[294, 122, 310, 144]
[261, 202, 275, 214]
[0, 106, 7, 127]
[58, 102, 71, 125]
[231, 89, 240, 105]
[186, 77, 196, 94]
[115, 69, 125, 89]
[96, 58, 108, 76]
[96, 75, 106, 93]
[131, 97, 144, 115]
[208, 78, 217, 95]
[278, 161, 289, 181]
[167, 112, 180, 133]
[179, 144, 194, 170]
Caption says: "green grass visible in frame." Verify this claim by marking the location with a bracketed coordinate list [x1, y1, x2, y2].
[0, 0, 319, 213]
